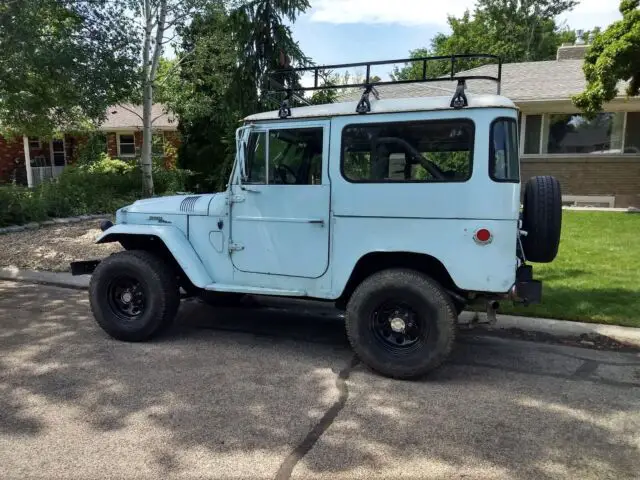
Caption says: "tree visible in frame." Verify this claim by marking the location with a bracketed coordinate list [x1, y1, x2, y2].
[394, 0, 578, 80]
[169, 0, 311, 190]
[126, 0, 207, 197]
[573, 0, 640, 116]
[0, 0, 138, 137]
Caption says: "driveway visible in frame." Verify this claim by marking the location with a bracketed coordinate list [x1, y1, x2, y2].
[0, 280, 639, 479]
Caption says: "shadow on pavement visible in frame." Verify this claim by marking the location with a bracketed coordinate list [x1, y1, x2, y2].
[0, 282, 639, 479]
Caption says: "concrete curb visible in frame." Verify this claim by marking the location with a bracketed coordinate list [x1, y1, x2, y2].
[1, 268, 639, 349]
[0, 267, 90, 290]
[0, 214, 111, 236]
[459, 312, 640, 350]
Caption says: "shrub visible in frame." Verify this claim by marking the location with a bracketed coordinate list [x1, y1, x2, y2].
[0, 185, 47, 227]
[0, 166, 192, 227]
[85, 155, 136, 175]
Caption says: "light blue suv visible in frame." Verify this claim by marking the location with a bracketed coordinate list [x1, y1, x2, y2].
[73, 56, 562, 379]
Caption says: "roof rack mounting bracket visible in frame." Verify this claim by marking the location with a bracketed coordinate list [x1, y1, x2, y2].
[356, 85, 379, 114]
[278, 91, 292, 119]
[450, 79, 468, 109]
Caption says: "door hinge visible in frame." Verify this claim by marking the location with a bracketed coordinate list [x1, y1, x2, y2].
[229, 242, 244, 252]
[229, 194, 245, 204]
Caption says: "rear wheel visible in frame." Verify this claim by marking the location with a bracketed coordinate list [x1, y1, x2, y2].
[345, 269, 456, 380]
[89, 251, 180, 342]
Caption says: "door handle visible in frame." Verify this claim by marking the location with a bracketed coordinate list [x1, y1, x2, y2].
[308, 219, 325, 226]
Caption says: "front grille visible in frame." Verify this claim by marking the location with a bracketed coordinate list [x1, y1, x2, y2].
[180, 196, 200, 212]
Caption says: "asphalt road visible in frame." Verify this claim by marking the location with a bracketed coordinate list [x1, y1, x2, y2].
[1, 280, 639, 480]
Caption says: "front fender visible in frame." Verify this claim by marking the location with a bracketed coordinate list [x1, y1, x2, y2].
[97, 224, 212, 288]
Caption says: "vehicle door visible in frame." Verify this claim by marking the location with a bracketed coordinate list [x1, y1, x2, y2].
[229, 121, 331, 278]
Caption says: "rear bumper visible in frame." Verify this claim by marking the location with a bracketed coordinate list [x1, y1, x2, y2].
[70, 260, 100, 276]
[510, 265, 542, 304]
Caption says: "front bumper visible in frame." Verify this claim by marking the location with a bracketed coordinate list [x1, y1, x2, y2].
[70, 260, 101, 276]
[510, 265, 542, 304]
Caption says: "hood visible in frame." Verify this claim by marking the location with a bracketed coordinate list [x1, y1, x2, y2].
[122, 194, 217, 216]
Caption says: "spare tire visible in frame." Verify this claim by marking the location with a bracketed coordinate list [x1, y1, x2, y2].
[521, 176, 562, 263]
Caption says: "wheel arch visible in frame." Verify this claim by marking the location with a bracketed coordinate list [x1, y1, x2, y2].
[97, 225, 212, 288]
[336, 251, 462, 309]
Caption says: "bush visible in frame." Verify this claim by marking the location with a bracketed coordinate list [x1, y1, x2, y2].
[84, 155, 136, 175]
[0, 185, 47, 227]
[0, 166, 192, 227]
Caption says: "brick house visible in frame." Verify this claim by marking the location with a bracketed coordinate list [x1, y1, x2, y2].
[0, 104, 180, 187]
[346, 42, 640, 208]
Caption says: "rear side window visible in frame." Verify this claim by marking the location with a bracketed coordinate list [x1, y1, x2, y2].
[490, 118, 519, 182]
[341, 119, 474, 183]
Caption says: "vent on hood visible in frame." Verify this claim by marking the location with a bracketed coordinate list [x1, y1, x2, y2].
[180, 196, 201, 213]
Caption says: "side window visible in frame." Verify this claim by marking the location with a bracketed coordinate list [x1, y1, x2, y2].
[269, 128, 324, 185]
[490, 118, 519, 182]
[342, 120, 474, 182]
[246, 132, 267, 184]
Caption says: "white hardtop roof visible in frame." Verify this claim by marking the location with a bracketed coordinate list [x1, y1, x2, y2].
[244, 94, 516, 122]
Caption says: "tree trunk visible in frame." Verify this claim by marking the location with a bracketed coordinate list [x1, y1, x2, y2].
[141, 81, 154, 197]
[140, 0, 154, 197]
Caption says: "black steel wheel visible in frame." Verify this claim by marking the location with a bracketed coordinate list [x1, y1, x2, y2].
[346, 269, 456, 379]
[370, 301, 427, 354]
[107, 275, 146, 321]
[90, 250, 180, 342]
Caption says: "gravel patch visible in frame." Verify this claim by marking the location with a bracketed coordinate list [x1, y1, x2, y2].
[0, 221, 121, 272]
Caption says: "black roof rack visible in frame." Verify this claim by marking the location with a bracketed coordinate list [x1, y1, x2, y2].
[267, 54, 502, 118]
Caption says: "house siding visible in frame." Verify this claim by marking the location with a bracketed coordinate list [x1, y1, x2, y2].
[0, 135, 24, 183]
[105, 130, 180, 164]
[521, 157, 640, 207]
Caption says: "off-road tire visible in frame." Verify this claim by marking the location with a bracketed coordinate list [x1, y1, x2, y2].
[521, 175, 562, 263]
[89, 250, 180, 342]
[345, 269, 456, 380]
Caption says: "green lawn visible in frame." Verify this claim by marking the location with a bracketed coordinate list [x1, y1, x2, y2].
[499, 211, 640, 327]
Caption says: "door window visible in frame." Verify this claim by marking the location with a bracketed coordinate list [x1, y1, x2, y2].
[268, 128, 324, 185]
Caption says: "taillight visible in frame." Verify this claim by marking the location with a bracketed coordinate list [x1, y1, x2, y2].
[474, 228, 492, 244]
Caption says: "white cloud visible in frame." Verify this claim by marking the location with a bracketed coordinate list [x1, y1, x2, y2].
[309, 0, 621, 30]
[309, 0, 472, 27]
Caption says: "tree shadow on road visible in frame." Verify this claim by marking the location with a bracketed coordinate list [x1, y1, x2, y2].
[1, 282, 639, 479]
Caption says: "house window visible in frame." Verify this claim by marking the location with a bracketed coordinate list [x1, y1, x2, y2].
[524, 115, 542, 154]
[50, 139, 66, 166]
[523, 112, 634, 155]
[117, 134, 136, 157]
[624, 112, 640, 154]
[152, 133, 165, 156]
[547, 113, 624, 154]
[28, 137, 41, 149]
[342, 119, 474, 183]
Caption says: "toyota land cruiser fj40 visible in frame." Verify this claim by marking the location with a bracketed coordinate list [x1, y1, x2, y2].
[73, 55, 562, 379]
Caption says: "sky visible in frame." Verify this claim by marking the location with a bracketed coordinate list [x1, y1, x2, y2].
[290, 0, 623, 66]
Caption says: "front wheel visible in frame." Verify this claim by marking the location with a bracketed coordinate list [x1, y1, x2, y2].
[345, 269, 456, 379]
[89, 250, 180, 342]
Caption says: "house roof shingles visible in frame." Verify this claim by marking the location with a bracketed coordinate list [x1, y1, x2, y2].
[340, 59, 630, 104]
[99, 104, 177, 131]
